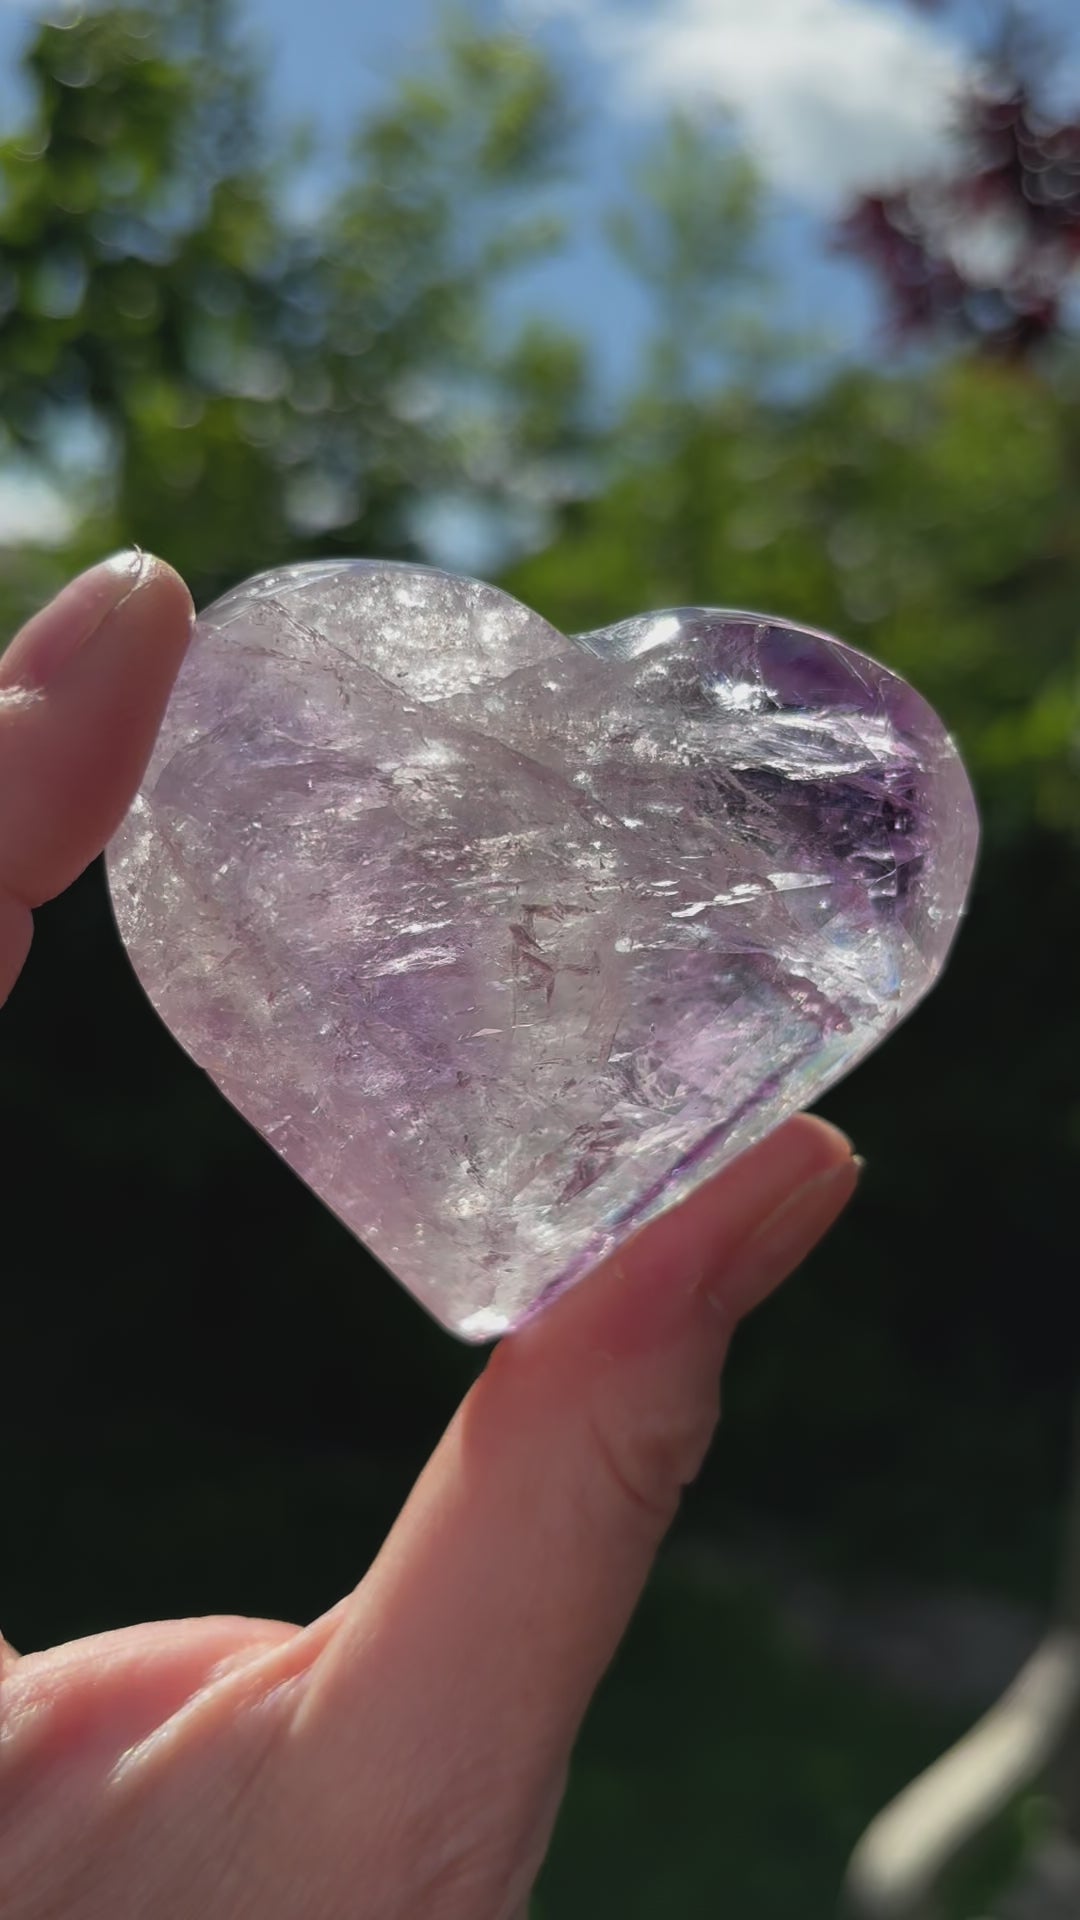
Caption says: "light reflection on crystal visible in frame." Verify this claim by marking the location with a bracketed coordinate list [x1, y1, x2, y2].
[108, 562, 978, 1339]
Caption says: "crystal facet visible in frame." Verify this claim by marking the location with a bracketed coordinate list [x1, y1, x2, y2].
[107, 562, 978, 1339]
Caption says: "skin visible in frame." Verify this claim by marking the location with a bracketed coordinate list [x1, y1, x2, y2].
[0, 554, 860, 1919]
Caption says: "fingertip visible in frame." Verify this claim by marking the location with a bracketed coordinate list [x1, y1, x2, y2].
[786, 1110, 857, 1172]
[0, 552, 197, 907]
[135, 553, 196, 632]
[504, 1113, 856, 1371]
[84, 551, 195, 688]
[0, 552, 194, 697]
[102, 553, 196, 704]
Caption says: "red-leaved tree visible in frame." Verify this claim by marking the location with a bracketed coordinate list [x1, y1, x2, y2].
[838, 12, 1080, 356]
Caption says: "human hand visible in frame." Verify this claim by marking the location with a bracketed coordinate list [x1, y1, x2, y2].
[0, 555, 859, 1920]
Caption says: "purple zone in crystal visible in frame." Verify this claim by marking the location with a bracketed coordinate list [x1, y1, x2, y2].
[107, 562, 978, 1338]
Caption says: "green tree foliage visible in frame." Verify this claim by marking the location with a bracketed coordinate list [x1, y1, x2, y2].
[607, 112, 768, 404]
[512, 357, 1080, 842]
[0, 1, 584, 612]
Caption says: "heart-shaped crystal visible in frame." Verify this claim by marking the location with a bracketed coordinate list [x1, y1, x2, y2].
[108, 562, 977, 1338]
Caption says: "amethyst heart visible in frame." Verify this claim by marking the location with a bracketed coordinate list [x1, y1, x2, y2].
[107, 562, 977, 1339]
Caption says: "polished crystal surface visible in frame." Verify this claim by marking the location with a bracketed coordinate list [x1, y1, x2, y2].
[108, 562, 978, 1339]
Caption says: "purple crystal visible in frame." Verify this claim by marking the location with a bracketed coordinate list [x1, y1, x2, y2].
[107, 563, 977, 1339]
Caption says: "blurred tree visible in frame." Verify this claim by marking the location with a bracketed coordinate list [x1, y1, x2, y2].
[607, 113, 769, 408]
[513, 357, 1080, 840]
[0, 0, 586, 617]
[838, 10, 1080, 358]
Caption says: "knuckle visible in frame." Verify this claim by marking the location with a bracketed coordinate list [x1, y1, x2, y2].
[586, 1381, 721, 1531]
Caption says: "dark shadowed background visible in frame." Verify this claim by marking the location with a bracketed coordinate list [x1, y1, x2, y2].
[1, 4, 1078, 1915]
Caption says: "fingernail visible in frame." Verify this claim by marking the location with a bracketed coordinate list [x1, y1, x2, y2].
[0, 550, 148, 691]
[714, 1153, 862, 1319]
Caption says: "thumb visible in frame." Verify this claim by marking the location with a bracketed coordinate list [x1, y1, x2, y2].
[0, 552, 194, 1004]
[285, 1116, 859, 1885]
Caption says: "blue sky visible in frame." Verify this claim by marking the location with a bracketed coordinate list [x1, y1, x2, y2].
[4, 0, 1080, 390]
[225, 0, 973, 382]
[2, 0, 1080, 544]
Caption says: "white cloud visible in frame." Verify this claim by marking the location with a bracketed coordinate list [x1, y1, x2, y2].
[513, 0, 969, 208]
